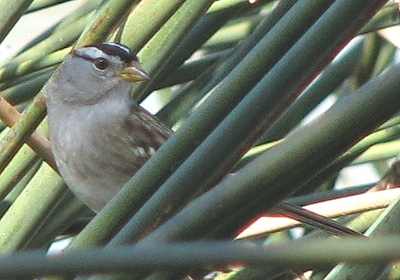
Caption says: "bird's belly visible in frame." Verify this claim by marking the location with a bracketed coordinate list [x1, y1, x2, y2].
[53, 129, 143, 212]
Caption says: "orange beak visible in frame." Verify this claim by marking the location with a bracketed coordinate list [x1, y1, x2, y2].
[118, 60, 150, 82]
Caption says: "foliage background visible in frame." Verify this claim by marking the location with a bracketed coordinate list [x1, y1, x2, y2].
[0, 0, 400, 279]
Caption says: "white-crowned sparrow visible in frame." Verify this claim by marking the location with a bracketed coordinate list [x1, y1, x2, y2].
[44, 42, 171, 212]
[43, 42, 359, 237]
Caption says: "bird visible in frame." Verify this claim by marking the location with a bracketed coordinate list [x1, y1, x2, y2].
[43, 42, 172, 212]
[43, 42, 360, 237]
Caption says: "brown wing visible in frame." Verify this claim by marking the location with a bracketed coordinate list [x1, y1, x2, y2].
[126, 104, 172, 145]
[114, 104, 172, 168]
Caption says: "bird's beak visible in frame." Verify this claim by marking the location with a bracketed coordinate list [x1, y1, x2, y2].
[118, 61, 150, 83]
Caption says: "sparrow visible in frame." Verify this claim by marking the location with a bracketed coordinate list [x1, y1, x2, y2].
[43, 42, 171, 212]
[43, 42, 360, 237]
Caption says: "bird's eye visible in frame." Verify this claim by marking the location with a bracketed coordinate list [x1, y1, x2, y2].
[93, 58, 109, 70]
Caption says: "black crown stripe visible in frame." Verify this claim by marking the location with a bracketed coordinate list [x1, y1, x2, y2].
[85, 42, 138, 64]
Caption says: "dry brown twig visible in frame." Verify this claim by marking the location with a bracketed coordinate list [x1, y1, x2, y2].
[0, 95, 57, 171]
